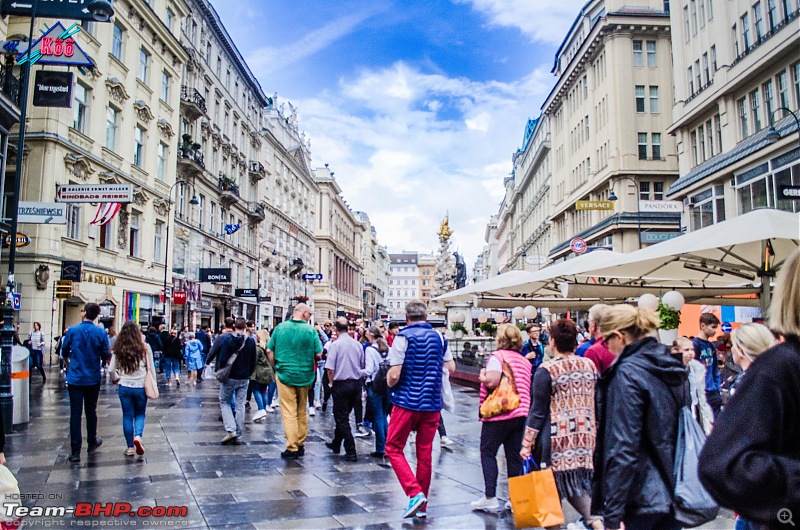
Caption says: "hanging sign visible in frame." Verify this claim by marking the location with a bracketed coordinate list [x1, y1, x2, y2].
[2, 233, 29, 248]
[17, 22, 93, 67]
[18, 202, 67, 224]
[61, 261, 82, 282]
[173, 291, 187, 305]
[33, 70, 73, 108]
[199, 268, 231, 283]
[56, 184, 133, 203]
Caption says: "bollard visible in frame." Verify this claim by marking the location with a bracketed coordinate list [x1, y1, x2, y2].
[11, 345, 29, 425]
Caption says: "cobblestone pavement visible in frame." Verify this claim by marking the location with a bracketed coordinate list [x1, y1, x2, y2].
[10, 365, 735, 529]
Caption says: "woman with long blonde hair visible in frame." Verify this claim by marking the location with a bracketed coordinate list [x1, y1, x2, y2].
[109, 321, 156, 456]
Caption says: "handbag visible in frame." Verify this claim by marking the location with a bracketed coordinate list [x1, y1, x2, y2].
[508, 457, 565, 529]
[479, 353, 520, 419]
[215, 337, 247, 384]
[144, 353, 159, 400]
[672, 405, 719, 526]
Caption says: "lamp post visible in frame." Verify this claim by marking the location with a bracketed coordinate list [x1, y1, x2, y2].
[1, 0, 114, 434]
[162, 180, 199, 326]
[765, 107, 800, 147]
[608, 176, 642, 250]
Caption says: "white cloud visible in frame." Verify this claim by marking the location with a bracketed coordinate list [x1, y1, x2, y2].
[294, 61, 552, 263]
[457, 0, 588, 44]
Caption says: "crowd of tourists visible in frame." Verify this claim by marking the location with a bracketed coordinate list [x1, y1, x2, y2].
[35, 247, 800, 528]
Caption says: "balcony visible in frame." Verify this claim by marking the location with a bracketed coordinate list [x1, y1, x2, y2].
[731, 8, 799, 67]
[180, 85, 206, 122]
[177, 146, 205, 177]
[247, 201, 266, 223]
[248, 160, 266, 182]
[0, 66, 21, 107]
[218, 177, 240, 206]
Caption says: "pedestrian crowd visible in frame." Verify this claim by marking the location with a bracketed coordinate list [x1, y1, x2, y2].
[23, 247, 800, 529]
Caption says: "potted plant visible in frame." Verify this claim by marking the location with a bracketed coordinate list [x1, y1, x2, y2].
[450, 322, 467, 339]
[657, 299, 680, 345]
[479, 321, 497, 337]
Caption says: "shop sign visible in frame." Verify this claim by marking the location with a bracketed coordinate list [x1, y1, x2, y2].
[61, 261, 82, 282]
[641, 232, 681, 244]
[172, 278, 201, 302]
[778, 185, 800, 200]
[235, 288, 258, 298]
[33, 70, 73, 108]
[199, 268, 231, 283]
[56, 184, 133, 203]
[2, 233, 29, 248]
[81, 271, 116, 285]
[639, 200, 683, 213]
[575, 200, 614, 211]
[173, 291, 187, 305]
[16, 22, 93, 67]
[199, 300, 213, 311]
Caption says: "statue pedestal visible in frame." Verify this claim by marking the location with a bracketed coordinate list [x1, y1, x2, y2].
[445, 301, 473, 339]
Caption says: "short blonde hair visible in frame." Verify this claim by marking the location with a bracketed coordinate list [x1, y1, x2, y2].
[496, 324, 523, 352]
[770, 248, 800, 337]
[599, 304, 660, 340]
[731, 323, 776, 362]
[256, 329, 270, 349]
[673, 336, 693, 351]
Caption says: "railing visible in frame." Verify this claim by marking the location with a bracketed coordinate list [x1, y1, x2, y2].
[177, 147, 205, 168]
[180, 85, 207, 113]
[248, 160, 265, 176]
[218, 178, 239, 196]
[0, 66, 20, 106]
[731, 8, 799, 67]
[248, 201, 265, 218]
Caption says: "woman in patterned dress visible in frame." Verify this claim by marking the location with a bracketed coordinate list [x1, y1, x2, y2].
[520, 318, 602, 530]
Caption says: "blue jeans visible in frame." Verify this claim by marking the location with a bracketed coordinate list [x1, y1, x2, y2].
[367, 385, 390, 453]
[252, 382, 268, 411]
[164, 358, 181, 380]
[118, 385, 147, 448]
[267, 382, 277, 405]
[220, 379, 249, 437]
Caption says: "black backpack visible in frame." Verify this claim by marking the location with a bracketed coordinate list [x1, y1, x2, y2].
[370, 346, 391, 396]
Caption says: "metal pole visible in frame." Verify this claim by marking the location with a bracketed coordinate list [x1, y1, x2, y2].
[48, 280, 55, 366]
[162, 199, 171, 327]
[636, 178, 642, 250]
[1, 4, 37, 434]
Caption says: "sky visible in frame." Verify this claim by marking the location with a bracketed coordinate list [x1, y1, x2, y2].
[213, 0, 588, 267]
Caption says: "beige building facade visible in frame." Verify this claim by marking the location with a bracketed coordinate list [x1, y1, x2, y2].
[4, 0, 190, 335]
[666, 0, 800, 226]
[418, 254, 436, 305]
[544, 0, 681, 260]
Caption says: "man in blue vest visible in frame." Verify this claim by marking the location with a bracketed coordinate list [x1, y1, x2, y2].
[385, 300, 455, 519]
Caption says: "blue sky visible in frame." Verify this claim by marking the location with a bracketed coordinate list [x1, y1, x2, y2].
[213, 0, 587, 265]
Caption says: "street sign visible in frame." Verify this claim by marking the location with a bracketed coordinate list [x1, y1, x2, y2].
[17, 22, 93, 67]
[12, 294, 20, 311]
[301, 273, 323, 281]
[18, 201, 67, 224]
[1, 0, 105, 21]
[199, 268, 231, 283]
[55, 280, 73, 299]
[721, 322, 733, 333]
[570, 237, 587, 255]
[778, 185, 800, 200]
[56, 184, 132, 203]
[234, 288, 258, 298]
[639, 200, 683, 213]
[576, 200, 614, 211]
[60, 261, 82, 282]
[173, 291, 187, 305]
[33, 70, 73, 107]
[2, 233, 29, 248]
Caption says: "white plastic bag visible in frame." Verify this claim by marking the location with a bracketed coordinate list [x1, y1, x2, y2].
[202, 363, 215, 381]
[442, 370, 455, 413]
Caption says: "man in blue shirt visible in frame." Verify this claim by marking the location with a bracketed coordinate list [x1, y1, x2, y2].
[521, 323, 546, 369]
[693, 312, 721, 417]
[61, 303, 110, 463]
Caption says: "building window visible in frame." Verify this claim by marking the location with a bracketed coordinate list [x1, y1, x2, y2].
[738, 97, 749, 138]
[138, 47, 150, 83]
[99, 219, 113, 250]
[646, 41, 657, 66]
[698, 123, 706, 161]
[166, 8, 174, 31]
[66, 204, 81, 240]
[767, 0, 779, 30]
[129, 212, 140, 257]
[695, 60, 702, 90]
[741, 13, 751, 50]
[708, 0, 714, 18]
[763, 80, 775, 124]
[753, 2, 765, 40]
[198, 195, 205, 230]
[81, 20, 95, 36]
[157, 143, 167, 180]
[711, 45, 717, 71]
[154, 221, 164, 264]
[702, 54, 710, 85]
[683, 7, 691, 41]
[793, 62, 800, 108]
[652, 133, 662, 160]
[72, 83, 88, 133]
[690, 185, 726, 230]
[715, 113, 723, 151]
[649, 86, 659, 112]
[688, 66, 694, 95]
[133, 126, 145, 167]
[781, 0, 793, 22]
[633, 40, 643, 66]
[654, 181, 665, 200]
[111, 23, 124, 60]
[750, 89, 762, 132]
[635, 85, 646, 112]
[640, 181, 651, 201]
[210, 202, 216, 233]
[638, 133, 648, 160]
[691, 130, 699, 166]
[777, 70, 790, 109]
[105, 106, 118, 150]
[732, 24, 740, 57]
[161, 70, 171, 101]
[706, 118, 715, 157]
[699, 0, 706, 26]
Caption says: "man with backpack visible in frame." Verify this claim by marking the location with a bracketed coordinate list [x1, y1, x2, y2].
[362, 324, 391, 457]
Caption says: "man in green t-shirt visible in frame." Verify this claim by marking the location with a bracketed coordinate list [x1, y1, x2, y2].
[267, 303, 322, 458]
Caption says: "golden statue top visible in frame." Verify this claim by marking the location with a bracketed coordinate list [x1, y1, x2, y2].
[438, 217, 453, 240]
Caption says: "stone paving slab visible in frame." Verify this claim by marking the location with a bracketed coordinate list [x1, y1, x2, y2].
[6, 366, 735, 529]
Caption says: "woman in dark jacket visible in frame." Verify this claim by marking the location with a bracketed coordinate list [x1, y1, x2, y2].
[699, 249, 800, 529]
[593, 305, 688, 530]
[162, 329, 183, 387]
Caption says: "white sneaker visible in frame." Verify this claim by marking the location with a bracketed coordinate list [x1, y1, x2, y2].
[504, 500, 512, 512]
[314, 400, 322, 409]
[470, 497, 500, 512]
[265, 405, 275, 413]
[272, 400, 280, 408]
[308, 407, 316, 417]
[440, 436, 455, 446]
[252, 409, 267, 422]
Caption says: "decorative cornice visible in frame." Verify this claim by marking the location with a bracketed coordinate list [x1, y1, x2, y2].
[132, 187, 149, 206]
[157, 118, 175, 139]
[98, 170, 119, 184]
[133, 100, 154, 123]
[105, 77, 130, 104]
[64, 153, 95, 181]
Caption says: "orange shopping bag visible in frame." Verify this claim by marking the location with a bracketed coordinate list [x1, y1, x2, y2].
[508, 458, 565, 529]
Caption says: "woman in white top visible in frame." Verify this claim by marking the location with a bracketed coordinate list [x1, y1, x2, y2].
[28, 321, 46, 382]
[361, 326, 390, 458]
[110, 321, 156, 456]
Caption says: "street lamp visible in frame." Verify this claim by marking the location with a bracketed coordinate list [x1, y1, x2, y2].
[765, 107, 800, 147]
[608, 176, 642, 250]
[1, 0, 115, 434]
[162, 180, 199, 325]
